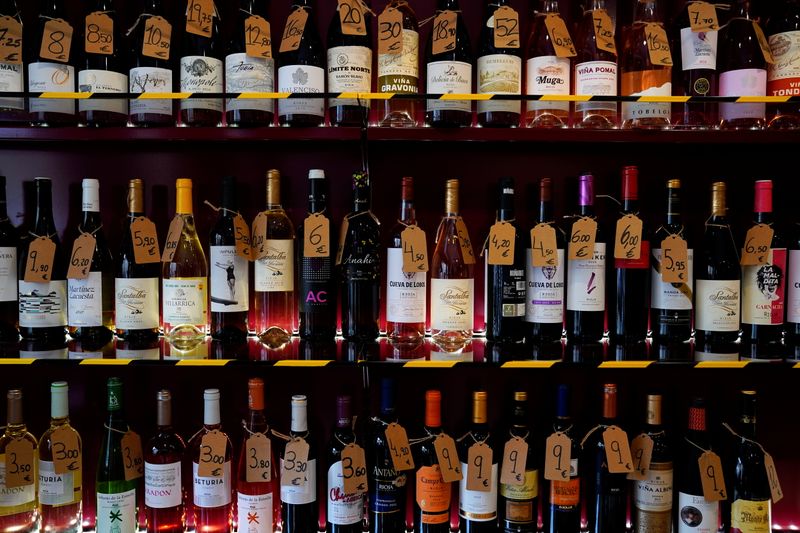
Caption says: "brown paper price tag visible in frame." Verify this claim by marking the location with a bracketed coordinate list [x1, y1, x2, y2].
[645, 23, 673, 66]
[602, 426, 634, 474]
[52, 426, 81, 476]
[753, 22, 774, 64]
[660, 234, 688, 284]
[251, 212, 268, 261]
[0, 16, 22, 64]
[281, 437, 310, 486]
[245, 15, 272, 59]
[280, 8, 308, 53]
[335, 216, 349, 266]
[531, 224, 558, 267]
[186, 0, 214, 38]
[764, 452, 783, 504]
[500, 436, 528, 486]
[24, 237, 56, 283]
[245, 432, 272, 483]
[455, 217, 475, 265]
[85, 12, 114, 55]
[378, 7, 403, 55]
[592, 10, 616, 55]
[121, 431, 144, 481]
[233, 214, 252, 261]
[741, 224, 773, 266]
[198, 430, 228, 478]
[142, 16, 171, 60]
[342, 443, 368, 493]
[67, 233, 96, 280]
[698, 451, 727, 501]
[614, 214, 643, 260]
[385, 422, 415, 471]
[401, 225, 428, 273]
[433, 434, 462, 483]
[568, 217, 597, 260]
[303, 214, 330, 258]
[338, 0, 367, 36]
[688, 2, 719, 32]
[467, 442, 493, 492]
[161, 215, 184, 263]
[39, 18, 73, 63]
[131, 217, 160, 264]
[544, 14, 576, 57]
[432, 10, 458, 55]
[5, 438, 34, 488]
[626, 433, 654, 481]
[543, 432, 571, 481]
[488, 222, 515, 266]
[494, 6, 520, 49]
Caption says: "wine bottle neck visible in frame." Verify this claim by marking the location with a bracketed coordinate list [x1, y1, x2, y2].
[399, 200, 415, 224]
[247, 409, 268, 432]
[204, 398, 220, 426]
[438, 0, 460, 11]
[666, 191, 681, 226]
[590, 0, 607, 10]
[34, 180, 55, 234]
[542, 0, 560, 13]
[538, 200, 552, 223]
[634, 0, 658, 22]
[733, 0, 753, 18]
[578, 205, 595, 217]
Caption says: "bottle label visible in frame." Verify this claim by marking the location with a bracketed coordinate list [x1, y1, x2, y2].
[566, 243, 606, 312]
[0, 459, 35, 514]
[378, 29, 419, 93]
[680, 28, 718, 71]
[549, 461, 579, 507]
[526, 55, 570, 113]
[615, 241, 651, 269]
[430, 278, 474, 331]
[211, 246, 250, 312]
[575, 60, 617, 112]
[694, 350, 738, 361]
[78, 68, 127, 115]
[458, 462, 498, 521]
[67, 271, 104, 327]
[525, 248, 564, 324]
[477, 54, 521, 115]
[0, 62, 23, 111]
[327, 45, 372, 109]
[0, 247, 16, 302]
[742, 248, 786, 325]
[277, 65, 325, 118]
[162, 278, 208, 326]
[180, 55, 224, 112]
[115, 277, 159, 330]
[787, 250, 800, 324]
[237, 492, 273, 533]
[129, 66, 173, 116]
[327, 461, 363, 525]
[255, 239, 294, 293]
[145, 461, 182, 509]
[299, 256, 333, 313]
[280, 458, 316, 505]
[500, 469, 539, 502]
[96, 488, 136, 532]
[416, 465, 450, 524]
[621, 70, 671, 121]
[651, 248, 694, 311]
[426, 60, 472, 113]
[634, 462, 673, 512]
[386, 247, 426, 323]
[678, 492, 719, 533]
[18, 280, 68, 328]
[719, 69, 767, 121]
[225, 52, 275, 113]
[731, 498, 771, 533]
[370, 461, 406, 513]
[38, 459, 78, 507]
[28, 62, 76, 115]
[192, 461, 231, 508]
[768, 30, 800, 96]
[695, 279, 740, 332]
[485, 256, 525, 318]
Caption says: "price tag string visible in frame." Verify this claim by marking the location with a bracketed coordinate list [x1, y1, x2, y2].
[28, 230, 57, 240]
[408, 428, 440, 446]
[722, 422, 770, 456]
[684, 436, 713, 454]
[419, 9, 462, 28]
[77, 224, 103, 237]
[579, 424, 605, 448]
[103, 423, 130, 435]
[203, 200, 239, 217]
[241, 420, 270, 437]
[654, 224, 685, 237]
[717, 15, 758, 31]
[508, 429, 530, 441]
[553, 423, 573, 435]
[563, 214, 597, 222]
[125, 13, 156, 36]
[456, 431, 489, 446]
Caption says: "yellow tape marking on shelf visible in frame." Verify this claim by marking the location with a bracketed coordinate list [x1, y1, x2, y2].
[403, 360, 458, 368]
[695, 361, 749, 369]
[501, 361, 559, 369]
[599, 361, 654, 369]
[42, 92, 91, 100]
[274, 360, 332, 367]
[542, 94, 590, 102]
[638, 95, 690, 103]
[440, 93, 490, 101]
[737, 96, 789, 103]
[79, 359, 133, 366]
[236, 92, 290, 100]
[137, 92, 191, 100]
[0, 359, 34, 365]
[175, 360, 231, 366]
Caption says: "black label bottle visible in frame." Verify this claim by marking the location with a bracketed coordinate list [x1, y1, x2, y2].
[766, 0, 800, 128]
[542, 385, 580, 533]
[0, 176, 18, 341]
[0, 0, 25, 123]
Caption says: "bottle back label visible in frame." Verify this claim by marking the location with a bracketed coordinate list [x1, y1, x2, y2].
[96, 488, 136, 532]
[145, 461, 181, 509]
[280, 458, 316, 505]
[255, 240, 294, 293]
[621, 70, 671, 121]
[327, 461, 363, 525]
[416, 465, 450, 524]
[0, 459, 35, 514]
[680, 28, 718, 71]
[180, 55, 224, 112]
[742, 248, 786, 325]
[695, 279, 740, 332]
[526, 55, 570, 113]
[129, 66, 173, 116]
[19, 280, 67, 328]
[327, 45, 372, 108]
[378, 29, 419, 93]
[211, 246, 249, 312]
[225, 52, 275, 113]
[768, 30, 800, 96]
[575, 60, 617, 112]
[526, 248, 564, 323]
[386, 247, 426, 323]
[67, 271, 104, 327]
[39, 459, 79, 507]
[651, 248, 694, 311]
[277, 65, 325, 117]
[370, 463, 406, 514]
[634, 462, 673, 512]
[0, 62, 23, 110]
[678, 492, 718, 533]
[115, 277, 159, 330]
[0, 247, 16, 302]
[162, 278, 208, 327]
[720, 69, 767, 121]
[426, 60, 472, 112]
[192, 461, 231, 508]
[459, 462, 498, 521]
[787, 249, 800, 324]
[78, 69, 127, 115]
[28, 62, 76, 115]
[566, 243, 606, 312]
[731, 498, 771, 533]
[430, 278, 474, 331]
[238, 492, 273, 533]
[477, 53, 521, 115]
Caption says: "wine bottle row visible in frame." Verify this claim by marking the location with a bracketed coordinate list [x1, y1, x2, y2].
[1, 0, 799, 129]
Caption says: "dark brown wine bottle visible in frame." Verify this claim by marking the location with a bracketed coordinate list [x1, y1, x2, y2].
[129, 0, 175, 127]
[0, 0, 25, 124]
[766, 0, 800, 128]
[180, 0, 223, 126]
[0, 176, 17, 341]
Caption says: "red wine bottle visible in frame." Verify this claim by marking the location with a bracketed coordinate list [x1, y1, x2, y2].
[0, 176, 18, 340]
[766, 0, 800, 129]
[281, 395, 318, 533]
[326, 0, 372, 126]
[326, 395, 363, 533]
[542, 385, 580, 533]
[145, 390, 186, 533]
[631, 394, 673, 532]
[498, 391, 538, 532]
[413, 390, 451, 533]
[477, 0, 521, 127]
[180, 0, 223, 126]
[129, 0, 175, 127]
[458, 391, 498, 532]
[0, 0, 25, 124]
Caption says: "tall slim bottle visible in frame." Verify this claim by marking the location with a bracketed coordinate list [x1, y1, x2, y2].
[281, 395, 318, 533]
[144, 390, 185, 533]
[0, 0, 24, 124]
[631, 394, 673, 533]
[326, 395, 363, 533]
[413, 390, 451, 533]
[378, 0, 419, 126]
[458, 391, 497, 532]
[542, 385, 580, 533]
[180, 0, 223, 126]
[676, 398, 719, 533]
[477, 0, 522, 127]
[573, 0, 618, 128]
[210, 176, 249, 343]
[767, 0, 800, 129]
[129, 0, 175, 126]
[0, 390, 37, 531]
[498, 392, 538, 533]
[327, 0, 372, 126]
[0, 176, 18, 340]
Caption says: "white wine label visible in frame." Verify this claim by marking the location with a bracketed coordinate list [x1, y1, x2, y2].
[787, 250, 800, 323]
[386, 247, 426, 324]
[192, 461, 232, 508]
[0, 62, 23, 110]
[18, 348, 66, 359]
[96, 489, 136, 533]
[695, 279, 740, 332]
[459, 462, 498, 521]
[255, 240, 294, 293]
[225, 52, 275, 113]
[769, 30, 800, 96]
[742, 248, 785, 326]
[277, 65, 325, 118]
[694, 350, 738, 362]
[116, 347, 160, 360]
[280, 458, 316, 505]
[67, 271, 104, 328]
[180, 55, 223, 112]
[431, 278, 474, 331]
[78, 68, 127, 115]
[526, 55, 570, 113]
[130, 66, 173, 116]
[28, 62, 76, 115]
[38, 460, 77, 506]
[145, 461, 181, 509]
[633, 463, 673, 512]
[378, 29, 419, 93]
[115, 277, 159, 330]
[651, 248, 694, 311]
[162, 278, 208, 326]
[575, 60, 617, 112]
[327, 462, 363, 525]
[499, 469, 538, 500]
[238, 492, 273, 533]
[0, 247, 16, 302]
[731, 498, 771, 533]
[0, 460, 35, 512]
[720, 69, 766, 121]
[526, 248, 564, 323]
[18, 280, 67, 328]
[678, 492, 719, 532]
[210, 246, 250, 312]
[621, 71, 671, 122]
[680, 27, 717, 71]
[566, 243, 606, 312]
[327, 45, 372, 108]
[427, 60, 471, 112]
[477, 53, 521, 115]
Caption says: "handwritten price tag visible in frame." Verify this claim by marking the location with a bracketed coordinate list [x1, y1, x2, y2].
[338, 0, 367, 36]
[0, 16, 22, 64]
[246, 432, 272, 483]
[280, 8, 308, 53]
[467, 442, 493, 492]
[39, 18, 73, 63]
[281, 437, 310, 487]
[121, 431, 144, 481]
[531, 224, 558, 267]
[52, 426, 81, 476]
[568, 217, 597, 260]
[455, 217, 475, 265]
[500, 436, 528, 486]
[385, 423, 415, 471]
[341, 443, 368, 493]
[645, 23, 673, 66]
[161, 216, 184, 263]
[67, 233, 96, 280]
[198, 430, 228, 478]
[753, 22, 774, 64]
[544, 14, 576, 57]
[432, 10, 457, 55]
[85, 11, 114, 55]
[245, 15, 272, 59]
[5, 438, 34, 488]
[660, 234, 688, 284]
[378, 7, 403, 55]
[186, 0, 214, 38]
[765, 452, 783, 503]
[251, 212, 268, 261]
[698, 451, 727, 501]
[433, 434, 462, 483]
[234, 214, 252, 261]
[626, 433, 654, 481]
[592, 10, 616, 54]
[24, 237, 56, 283]
[688, 2, 719, 32]
[544, 432, 571, 481]
[614, 214, 643, 260]
[741, 223, 773, 266]
[131, 217, 160, 264]
[494, 6, 520, 49]
[303, 213, 330, 258]
[142, 16, 171, 60]
[488, 221, 515, 266]
[401, 225, 428, 273]
[602, 426, 634, 474]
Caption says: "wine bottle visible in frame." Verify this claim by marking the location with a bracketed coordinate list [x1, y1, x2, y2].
[573, 0, 618, 128]
[740, 180, 785, 359]
[0, 390, 37, 531]
[189, 389, 233, 533]
[788, 221, 800, 351]
[0, 0, 25, 124]
[129, 0, 175, 127]
[413, 390, 451, 533]
[631, 394, 673, 533]
[144, 390, 186, 533]
[278, 0, 325, 127]
[254, 170, 295, 345]
[68, 178, 114, 345]
[695, 182, 741, 358]
[458, 391, 498, 532]
[431, 179, 474, 347]
[525, 0, 572, 128]
[676, 398, 719, 533]
[386, 177, 426, 344]
[327, 0, 372, 126]
[28, 0, 76, 126]
[97, 378, 138, 533]
[477, 0, 522, 127]
[326, 395, 363, 533]
[565, 173, 606, 344]
[650, 179, 693, 344]
[237, 378, 279, 533]
[281, 395, 318, 533]
[525, 177, 565, 346]
[210, 176, 249, 343]
[180, 0, 223, 126]
[297, 169, 336, 340]
[367, 379, 406, 533]
[162, 178, 209, 346]
[485, 177, 525, 344]
[719, 0, 768, 129]
[226, 0, 275, 127]
[340, 171, 380, 341]
[541, 385, 580, 533]
[18, 177, 67, 342]
[766, 0, 800, 129]
[78, 0, 127, 126]
[378, 0, 419, 127]
[610, 166, 650, 345]
[621, 0, 672, 129]
[498, 392, 538, 532]
[0, 176, 17, 340]
[425, 0, 473, 127]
